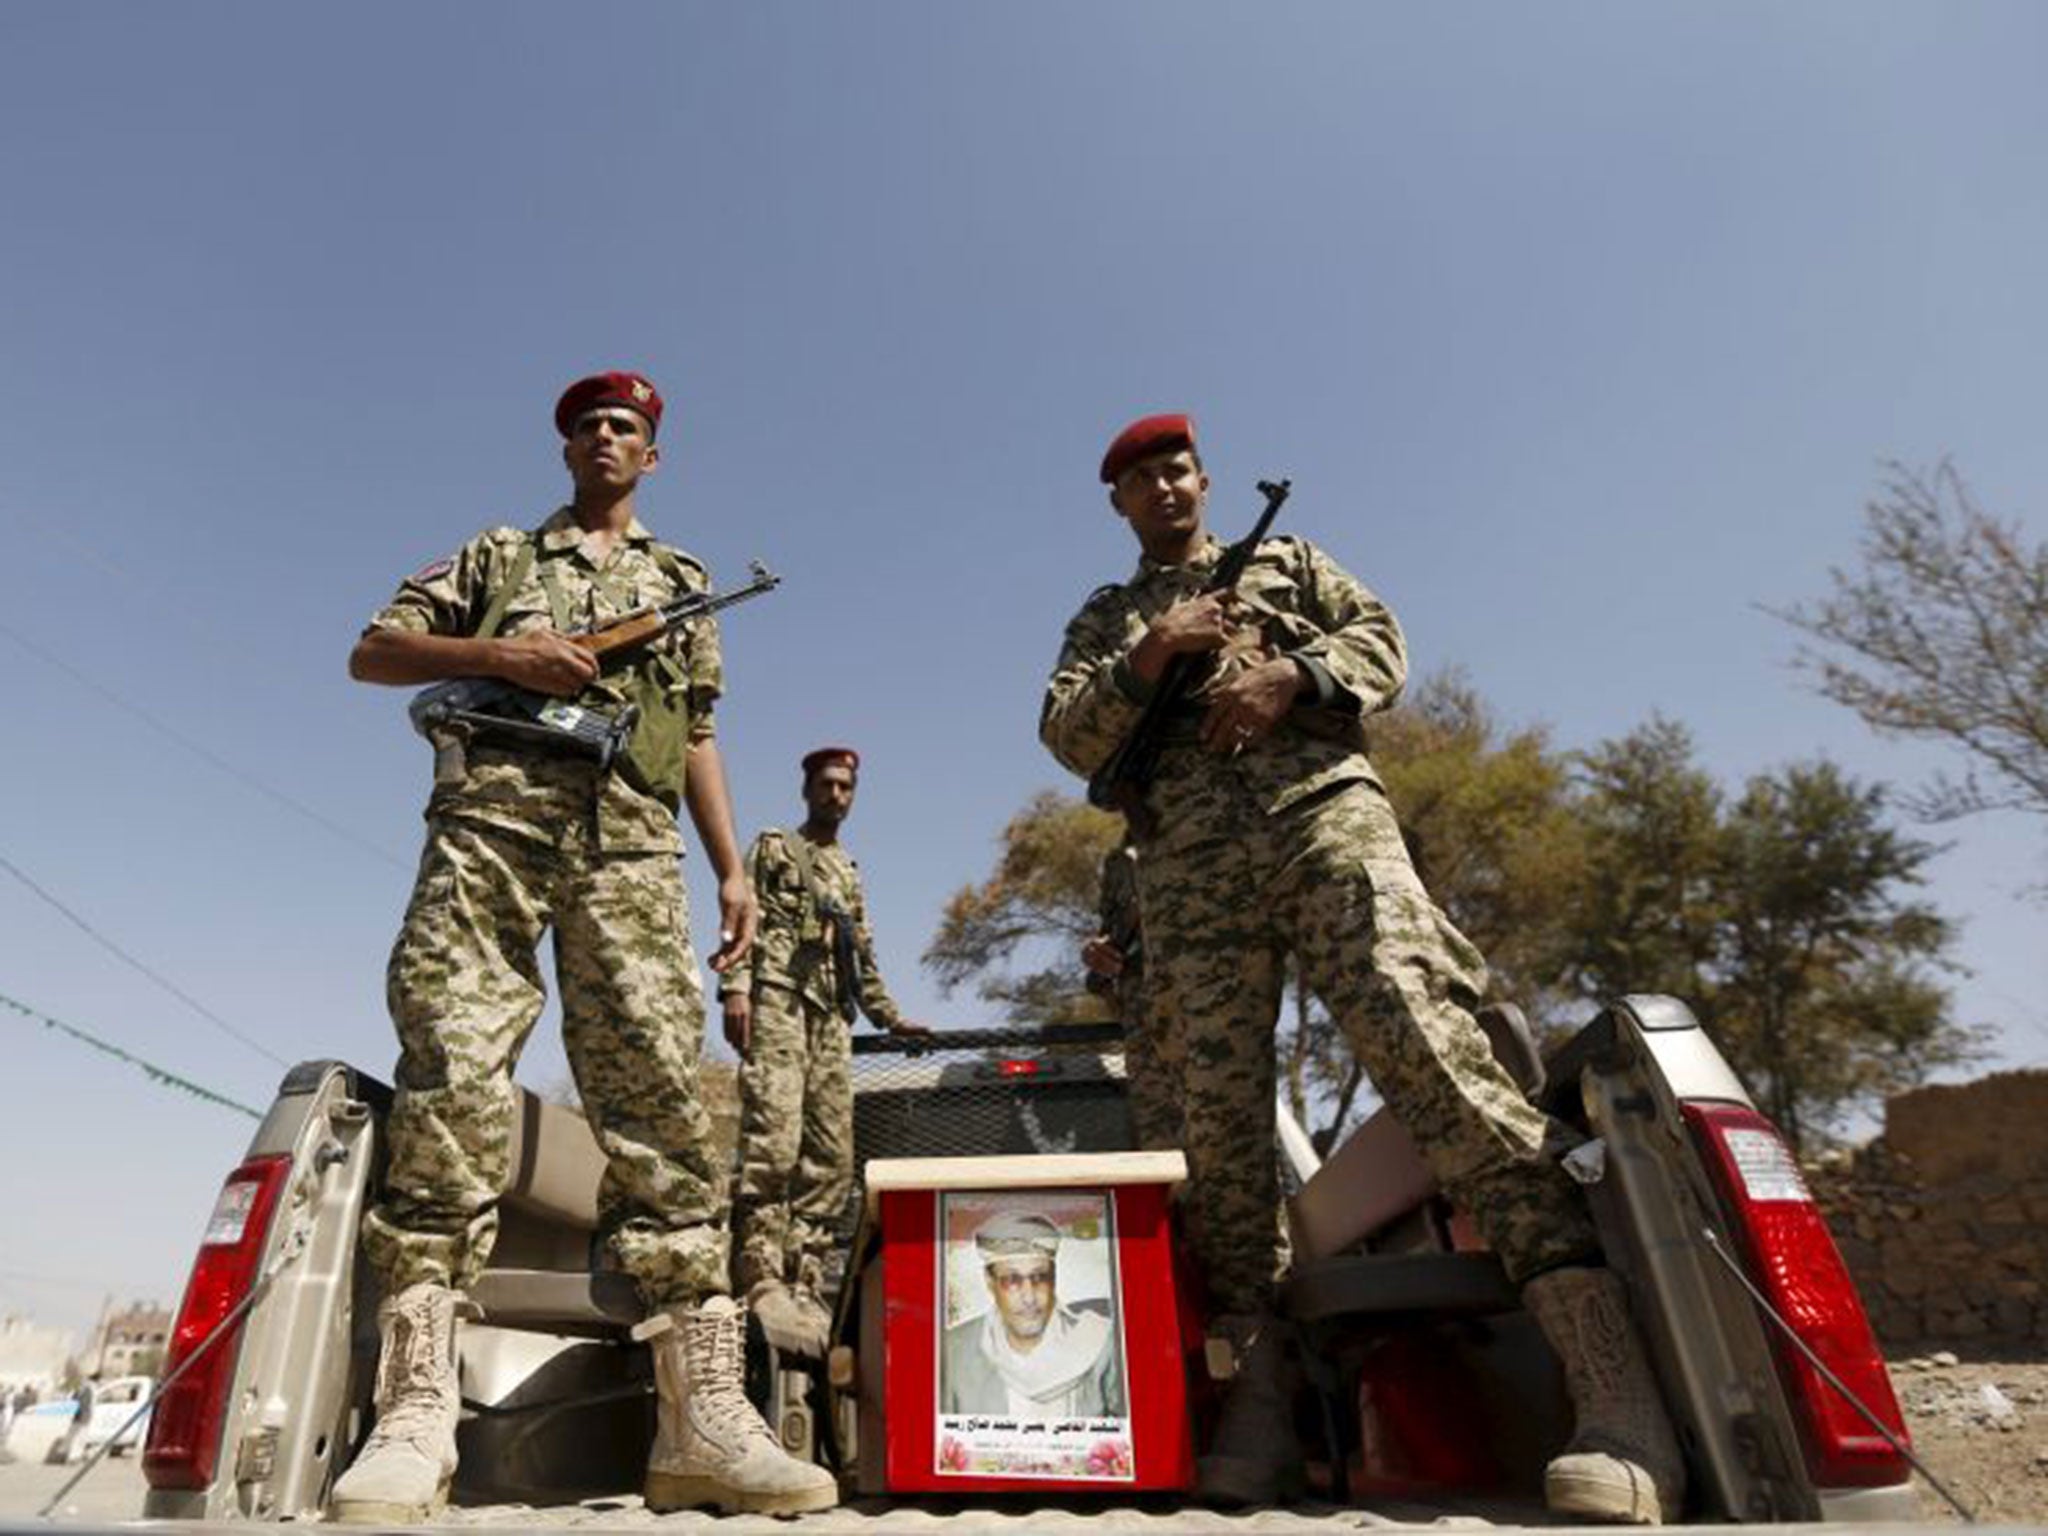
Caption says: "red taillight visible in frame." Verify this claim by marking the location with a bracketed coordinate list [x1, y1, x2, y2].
[996, 1058, 1041, 1077]
[1683, 1103, 1910, 1488]
[143, 1154, 291, 1491]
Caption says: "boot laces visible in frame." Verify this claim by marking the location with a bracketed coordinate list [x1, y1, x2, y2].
[684, 1306, 779, 1450]
[366, 1291, 453, 1455]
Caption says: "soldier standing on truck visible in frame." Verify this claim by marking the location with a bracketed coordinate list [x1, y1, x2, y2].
[339, 372, 837, 1519]
[1040, 413, 1685, 1522]
[722, 746, 930, 1356]
[1081, 842, 1183, 1151]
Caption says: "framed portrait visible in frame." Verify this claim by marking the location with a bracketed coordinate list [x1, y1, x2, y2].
[934, 1190, 1132, 1480]
[863, 1153, 1192, 1495]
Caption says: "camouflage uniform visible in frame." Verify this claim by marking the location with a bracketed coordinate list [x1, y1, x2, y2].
[360, 507, 732, 1311]
[1041, 533, 1598, 1317]
[722, 829, 907, 1293]
[1095, 845, 1183, 1152]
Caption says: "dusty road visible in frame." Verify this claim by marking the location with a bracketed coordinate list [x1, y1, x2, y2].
[0, 1454, 147, 1524]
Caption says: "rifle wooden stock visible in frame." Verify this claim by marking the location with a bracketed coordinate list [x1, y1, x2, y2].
[575, 611, 669, 657]
[409, 562, 781, 758]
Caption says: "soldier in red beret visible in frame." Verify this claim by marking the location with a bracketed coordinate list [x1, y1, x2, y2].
[721, 747, 931, 1355]
[1041, 414, 1684, 1520]
[340, 373, 837, 1517]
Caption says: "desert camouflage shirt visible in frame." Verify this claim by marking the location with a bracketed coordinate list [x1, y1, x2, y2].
[366, 506, 721, 855]
[1040, 533, 1406, 825]
[720, 828, 906, 1028]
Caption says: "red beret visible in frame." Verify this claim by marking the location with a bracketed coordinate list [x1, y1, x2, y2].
[802, 746, 860, 778]
[1100, 412, 1196, 485]
[554, 371, 664, 438]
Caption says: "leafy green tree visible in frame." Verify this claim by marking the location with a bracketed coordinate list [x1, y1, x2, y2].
[1775, 460, 2048, 833]
[1712, 762, 1981, 1150]
[923, 790, 1124, 1024]
[1562, 718, 1724, 1009]
[1560, 724, 1983, 1150]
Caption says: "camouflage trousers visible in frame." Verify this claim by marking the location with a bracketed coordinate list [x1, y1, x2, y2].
[1117, 971, 1185, 1153]
[1139, 774, 1598, 1316]
[731, 986, 853, 1293]
[361, 814, 730, 1311]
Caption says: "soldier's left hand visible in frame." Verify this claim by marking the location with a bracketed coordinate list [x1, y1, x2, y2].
[722, 993, 752, 1057]
[708, 873, 757, 973]
[889, 1019, 934, 1057]
[1082, 936, 1126, 978]
[1200, 657, 1304, 752]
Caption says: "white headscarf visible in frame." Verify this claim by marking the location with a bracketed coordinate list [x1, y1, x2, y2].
[975, 1302, 1111, 1418]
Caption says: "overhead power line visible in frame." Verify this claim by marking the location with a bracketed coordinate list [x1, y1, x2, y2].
[0, 620, 408, 872]
[0, 850, 288, 1069]
[2, 987, 264, 1120]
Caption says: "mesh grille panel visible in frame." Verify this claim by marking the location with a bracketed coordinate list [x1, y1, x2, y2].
[852, 1040, 1136, 1164]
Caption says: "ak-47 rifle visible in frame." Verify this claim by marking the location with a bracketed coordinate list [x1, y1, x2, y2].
[1087, 479, 1291, 836]
[409, 560, 781, 771]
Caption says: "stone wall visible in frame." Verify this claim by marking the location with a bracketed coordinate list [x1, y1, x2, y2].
[1806, 1070, 2048, 1355]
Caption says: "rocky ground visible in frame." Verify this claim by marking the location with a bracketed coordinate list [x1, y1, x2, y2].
[1893, 1352, 2048, 1525]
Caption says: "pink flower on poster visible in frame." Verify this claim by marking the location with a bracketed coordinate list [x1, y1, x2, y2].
[1086, 1437, 1132, 1478]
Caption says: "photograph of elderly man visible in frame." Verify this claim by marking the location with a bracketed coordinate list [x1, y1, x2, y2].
[939, 1206, 1126, 1420]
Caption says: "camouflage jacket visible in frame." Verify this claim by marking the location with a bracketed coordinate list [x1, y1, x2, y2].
[1039, 534, 1406, 824]
[720, 828, 906, 1028]
[366, 507, 721, 855]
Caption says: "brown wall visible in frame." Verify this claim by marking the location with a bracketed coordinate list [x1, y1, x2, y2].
[1807, 1070, 2048, 1355]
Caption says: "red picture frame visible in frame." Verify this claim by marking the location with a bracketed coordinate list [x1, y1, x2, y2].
[875, 1177, 1194, 1494]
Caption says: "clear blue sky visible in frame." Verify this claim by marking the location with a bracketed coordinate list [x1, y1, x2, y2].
[3, 3, 2044, 1343]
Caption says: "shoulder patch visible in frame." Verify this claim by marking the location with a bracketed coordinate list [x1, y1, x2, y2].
[409, 555, 455, 583]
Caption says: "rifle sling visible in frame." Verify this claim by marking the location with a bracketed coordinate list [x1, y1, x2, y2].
[785, 835, 863, 1025]
[474, 534, 540, 641]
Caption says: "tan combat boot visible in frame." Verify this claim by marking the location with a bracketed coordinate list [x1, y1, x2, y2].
[1523, 1267, 1686, 1524]
[329, 1281, 463, 1524]
[1195, 1313, 1306, 1507]
[637, 1296, 839, 1515]
[746, 1279, 829, 1360]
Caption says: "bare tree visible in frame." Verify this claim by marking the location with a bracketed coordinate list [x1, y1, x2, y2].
[1774, 460, 2048, 829]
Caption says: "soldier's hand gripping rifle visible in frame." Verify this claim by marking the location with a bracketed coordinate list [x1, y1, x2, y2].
[1087, 479, 1291, 836]
[409, 561, 782, 771]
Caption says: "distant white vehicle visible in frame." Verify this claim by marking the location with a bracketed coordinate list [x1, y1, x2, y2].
[3, 1375, 153, 1464]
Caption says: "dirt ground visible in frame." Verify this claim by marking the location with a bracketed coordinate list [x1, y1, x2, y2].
[6, 1356, 2046, 1528]
[1893, 1352, 2048, 1524]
